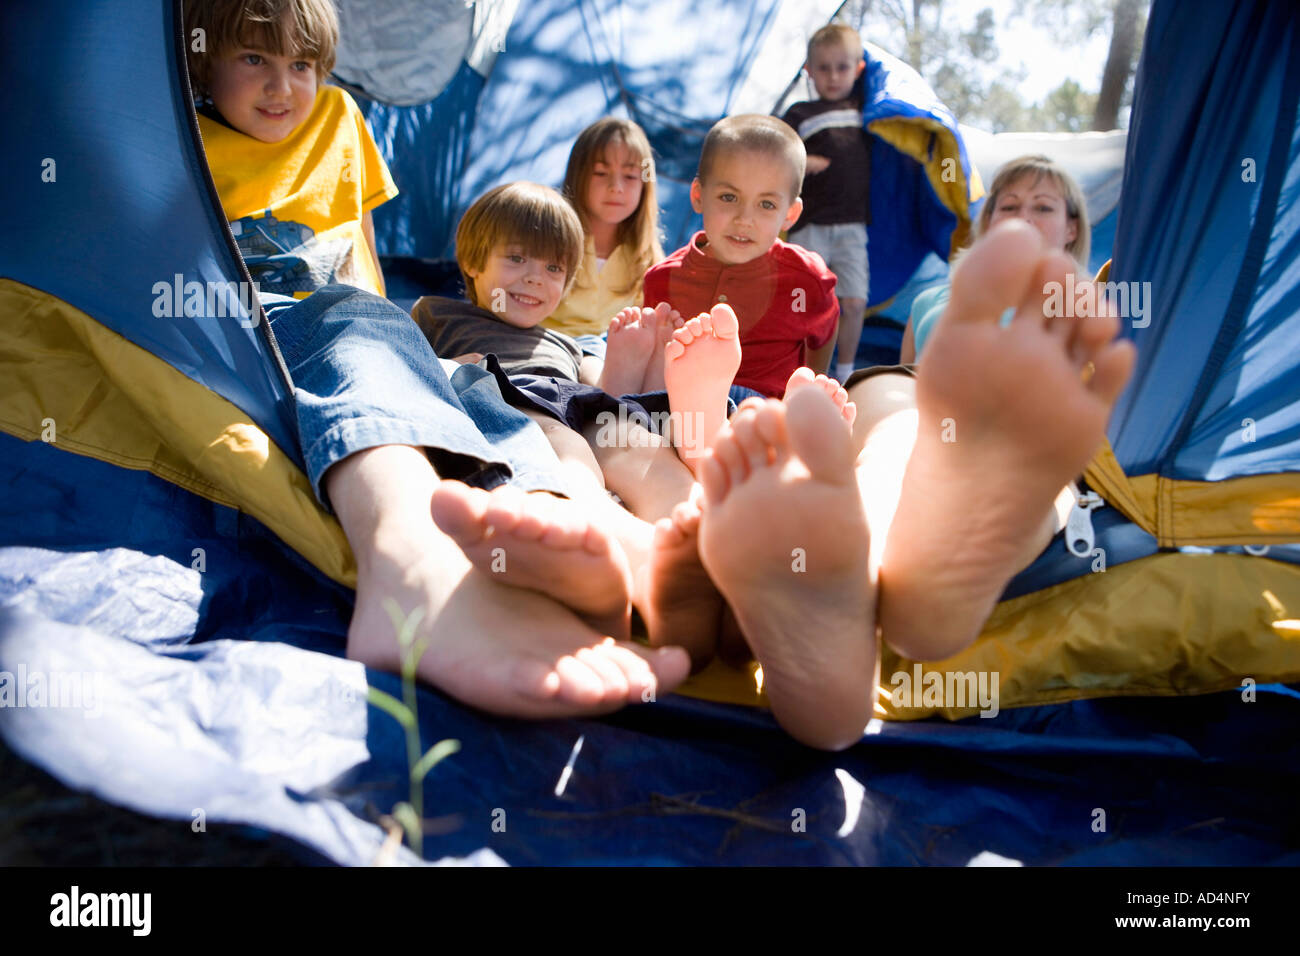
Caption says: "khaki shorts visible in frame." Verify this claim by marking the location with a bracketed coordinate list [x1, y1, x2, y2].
[790, 221, 869, 301]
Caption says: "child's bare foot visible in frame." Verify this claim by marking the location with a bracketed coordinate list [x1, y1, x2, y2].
[431, 481, 633, 640]
[663, 303, 743, 474]
[698, 389, 875, 750]
[640, 301, 683, 393]
[880, 219, 1136, 661]
[639, 494, 724, 669]
[784, 366, 857, 426]
[349, 549, 688, 719]
[599, 306, 657, 397]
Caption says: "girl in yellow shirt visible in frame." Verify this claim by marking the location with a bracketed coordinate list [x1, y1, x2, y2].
[544, 119, 664, 338]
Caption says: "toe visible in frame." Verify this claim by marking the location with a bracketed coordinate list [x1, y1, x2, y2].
[709, 303, 740, 338]
[699, 450, 731, 507]
[574, 645, 630, 703]
[653, 515, 683, 549]
[598, 641, 660, 700]
[552, 654, 609, 707]
[784, 366, 816, 394]
[1088, 339, 1136, 406]
[671, 498, 702, 533]
[664, 339, 685, 361]
[785, 386, 857, 480]
[728, 404, 770, 471]
[950, 219, 1044, 323]
[711, 421, 751, 482]
[752, 398, 789, 449]
[430, 481, 490, 543]
[1017, 251, 1081, 336]
[1071, 295, 1121, 364]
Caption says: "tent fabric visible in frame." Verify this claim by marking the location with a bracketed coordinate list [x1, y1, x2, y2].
[1108, 0, 1300, 485]
[0, 280, 357, 588]
[332, 0, 474, 106]
[1, 0, 1299, 864]
[0, 0, 299, 466]
[2, 432, 1297, 864]
[452, 0, 842, 260]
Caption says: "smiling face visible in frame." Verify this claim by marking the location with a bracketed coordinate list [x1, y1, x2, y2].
[690, 150, 803, 266]
[208, 44, 319, 143]
[987, 173, 1079, 252]
[583, 141, 645, 230]
[467, 243, 568, 329]
[806, 39, 864, 102]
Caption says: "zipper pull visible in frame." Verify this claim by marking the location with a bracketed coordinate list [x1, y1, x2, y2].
[1066, 491, 1105, 557]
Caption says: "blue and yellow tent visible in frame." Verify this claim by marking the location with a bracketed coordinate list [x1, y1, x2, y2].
[0, 0, 1297, 866]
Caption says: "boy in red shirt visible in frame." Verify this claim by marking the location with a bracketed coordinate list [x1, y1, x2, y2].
[643, 114, 839, 401]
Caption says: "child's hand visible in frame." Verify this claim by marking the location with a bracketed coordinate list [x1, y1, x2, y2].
[452, 352, 484, 364]
[806, 155, 831, 175]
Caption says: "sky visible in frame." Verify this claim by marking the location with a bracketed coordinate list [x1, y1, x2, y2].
[861, 0, 1119, 105]
[982, 0, 1116, 103]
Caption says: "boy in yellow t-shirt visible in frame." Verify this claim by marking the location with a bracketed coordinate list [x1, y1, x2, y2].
[185, 0, 398, 298]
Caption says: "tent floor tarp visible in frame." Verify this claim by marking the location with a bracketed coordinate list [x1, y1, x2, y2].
[3, 433, 1297, 866]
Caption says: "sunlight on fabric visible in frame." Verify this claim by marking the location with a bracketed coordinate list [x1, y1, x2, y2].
[554, 734, 584, 797]
[967, 850, 1023, 866]
[1262, 590, 1300, 635]
[834, 768, 865, 838]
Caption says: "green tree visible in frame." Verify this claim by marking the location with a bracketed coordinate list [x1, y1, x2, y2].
[1039, 78, 1098, 132]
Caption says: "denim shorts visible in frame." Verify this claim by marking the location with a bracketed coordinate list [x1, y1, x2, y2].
[261, 285, 577, 508]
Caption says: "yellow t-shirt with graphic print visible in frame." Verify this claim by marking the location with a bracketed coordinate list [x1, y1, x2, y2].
[198, 84, 398, 298]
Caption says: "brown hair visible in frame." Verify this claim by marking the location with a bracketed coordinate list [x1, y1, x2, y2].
[455, 183, 586, 307]
[807, 23, 863, 61]
[698, 114, 806, 200]
[184, 0, 339, 94]
[975, 154, 1090, 266]
[561, 118, 664, 296]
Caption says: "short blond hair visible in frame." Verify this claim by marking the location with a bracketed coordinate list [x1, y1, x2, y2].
[455, 183, 586, 308]
[698, 114, 806, 201]
[976, 155, 1091, 266]
[185, 0, 339, 94]
[808, 23, 863, 61]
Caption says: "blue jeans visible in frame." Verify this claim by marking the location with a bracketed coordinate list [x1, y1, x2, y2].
[262, 285, 576, 508]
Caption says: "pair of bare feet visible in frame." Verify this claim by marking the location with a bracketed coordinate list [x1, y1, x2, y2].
[601, 299, 757, 475]
[349, 220, 1135, 749]
[596, 302, 682, 397]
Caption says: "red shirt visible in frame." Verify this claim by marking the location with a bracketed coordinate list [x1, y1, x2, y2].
[643, 232, 839, 397]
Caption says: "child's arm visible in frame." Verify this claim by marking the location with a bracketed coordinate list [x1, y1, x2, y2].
[805, 332, 837, 376]
[362, 210, 385, 293]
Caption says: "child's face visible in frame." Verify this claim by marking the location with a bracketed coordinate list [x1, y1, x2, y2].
[584, 142, 644, 230]
[987, 174, 1078, 253]
[208, 45, 319, 143]
[806, 41, 864, 102]
[690, 151, 803, 266]
[467, 243, 568, 329]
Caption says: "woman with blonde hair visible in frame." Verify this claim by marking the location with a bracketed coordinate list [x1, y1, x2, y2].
[900, 154, 1090, 363]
